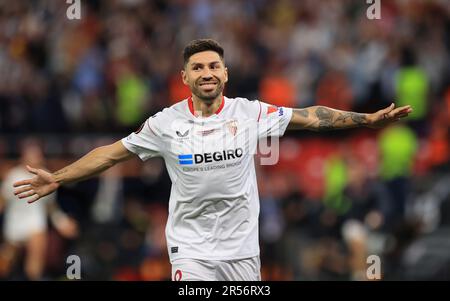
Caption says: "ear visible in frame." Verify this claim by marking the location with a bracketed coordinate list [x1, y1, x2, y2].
[224, 66, 228, 84]
[181, 69, 188, 85]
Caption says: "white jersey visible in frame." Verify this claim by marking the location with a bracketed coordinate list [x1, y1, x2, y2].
[1, 166, 52, 243]
[121, 96, 292, 262]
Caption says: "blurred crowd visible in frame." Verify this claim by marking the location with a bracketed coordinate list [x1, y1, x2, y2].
[0, 0, 449, 280]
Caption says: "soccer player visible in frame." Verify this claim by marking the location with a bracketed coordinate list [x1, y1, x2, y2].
[12, 39, 412, 281]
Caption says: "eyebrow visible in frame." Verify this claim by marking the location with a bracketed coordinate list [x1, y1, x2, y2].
[190, 61, 221, 66]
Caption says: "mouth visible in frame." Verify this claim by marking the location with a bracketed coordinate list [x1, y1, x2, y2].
[198, 82, 218, 91]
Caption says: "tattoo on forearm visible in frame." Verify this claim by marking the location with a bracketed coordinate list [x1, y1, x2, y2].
[296, 109, 309, 118]
[335, 112, 367, 125]
[350, 113, 367, 124]
[314, 107, 367, 131]
[291, 106, 368, 131]
[315, 107, 334, 130]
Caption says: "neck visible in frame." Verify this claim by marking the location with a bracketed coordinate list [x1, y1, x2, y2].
[191, 94, 223, 117]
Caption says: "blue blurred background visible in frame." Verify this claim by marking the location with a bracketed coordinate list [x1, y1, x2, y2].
[0, 0, 449, 280]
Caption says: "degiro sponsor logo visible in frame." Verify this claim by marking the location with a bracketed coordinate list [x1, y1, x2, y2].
[178, 148, 243, 165]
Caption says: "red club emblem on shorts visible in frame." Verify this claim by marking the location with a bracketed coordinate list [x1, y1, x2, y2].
[174, 269, 182, 281]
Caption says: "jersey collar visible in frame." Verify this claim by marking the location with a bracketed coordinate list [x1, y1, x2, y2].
[188, 96, 225, 117]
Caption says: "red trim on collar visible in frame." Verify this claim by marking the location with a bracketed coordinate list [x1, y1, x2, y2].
[216, 96, 225, 114]
[188, 96, 195, 116]
[188, 96, 225, 117]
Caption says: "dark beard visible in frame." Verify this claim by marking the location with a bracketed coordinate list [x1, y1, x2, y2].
[192, 81, 224, 103]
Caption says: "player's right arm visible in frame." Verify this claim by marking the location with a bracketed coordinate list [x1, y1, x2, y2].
[13, 140, 134, 203]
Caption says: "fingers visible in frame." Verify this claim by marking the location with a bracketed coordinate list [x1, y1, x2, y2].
[26, 165, 38, 175]
[13, 186, 33, 195]
[391, 107, 412, 119]
[383, 103, 395, 113]
[393, 106, 412, 115]
[12, 181, 42, 203]
[27, 195, 40, 204]
[397, 105, 412, 111]
[380, 103, 395, 120]
[17, 190, 36, 199]
[384, 103, 412, 113]
[377, 103, 412, 122]
[13, 179, 32, 187]
[396, 113, 410, 119]
[381, 104, 412, 119]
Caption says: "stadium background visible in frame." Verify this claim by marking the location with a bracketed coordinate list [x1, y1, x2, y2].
[0, 0, 449, 280]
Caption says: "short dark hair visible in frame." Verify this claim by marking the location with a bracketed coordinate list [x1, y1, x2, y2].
[183, 39, 224, 67]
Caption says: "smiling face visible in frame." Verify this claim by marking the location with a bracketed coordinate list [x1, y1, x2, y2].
[181, 50, 228, 103]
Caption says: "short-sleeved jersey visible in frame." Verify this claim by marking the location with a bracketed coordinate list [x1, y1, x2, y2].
[122, 96, 292, 262]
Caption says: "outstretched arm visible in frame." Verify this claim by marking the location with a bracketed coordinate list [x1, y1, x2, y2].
[287, 103, 412, 131]
[13, 140, 134, 203]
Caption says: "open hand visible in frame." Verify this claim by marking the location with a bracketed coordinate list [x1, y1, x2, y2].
[13, 165, 59, 203]
[367, 103, 413, 129]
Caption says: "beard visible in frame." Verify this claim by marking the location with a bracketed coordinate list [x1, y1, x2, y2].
[191, 78, 224, 103]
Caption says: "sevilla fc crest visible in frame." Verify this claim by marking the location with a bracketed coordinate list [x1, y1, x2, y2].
[226, 120, 238, 136]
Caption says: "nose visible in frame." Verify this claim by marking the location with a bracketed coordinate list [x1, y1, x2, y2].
[202, 74, 213, 80]
[201, 67, 213, 80]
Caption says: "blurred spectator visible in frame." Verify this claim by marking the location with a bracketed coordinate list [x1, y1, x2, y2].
[340, 158, 393, 280]
[0, 139, 78, 280]
[395, 48, 429, 131]
[379, 125, 418, 229]
[399, 179, 450, 280]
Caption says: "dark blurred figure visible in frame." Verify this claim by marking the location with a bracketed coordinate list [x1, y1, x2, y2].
[396, 175, 450, 280]
[340, 158, 393, 280]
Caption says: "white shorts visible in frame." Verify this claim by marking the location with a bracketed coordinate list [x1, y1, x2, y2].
[171, 256, 261, 281]
[3, 212, 47, 244]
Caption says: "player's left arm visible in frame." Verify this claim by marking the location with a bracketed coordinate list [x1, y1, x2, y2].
[287, 103, 412, 131]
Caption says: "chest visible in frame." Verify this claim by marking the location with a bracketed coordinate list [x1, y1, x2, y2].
[161, 117, 256, 166]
